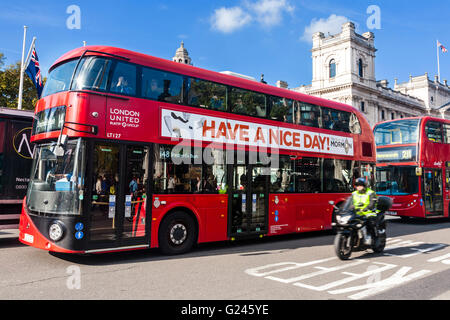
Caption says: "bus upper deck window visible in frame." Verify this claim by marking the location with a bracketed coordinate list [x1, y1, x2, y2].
[72, 57, 112, 91]
[109, 62, 137, 96]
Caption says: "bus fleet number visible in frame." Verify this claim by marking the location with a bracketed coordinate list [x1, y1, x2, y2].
[107, 133, 121, 139]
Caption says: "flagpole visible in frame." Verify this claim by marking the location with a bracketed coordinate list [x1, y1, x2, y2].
[18, 26, 27, 110]
[437, 40, 441, 83]
[24, 37, 37, 70]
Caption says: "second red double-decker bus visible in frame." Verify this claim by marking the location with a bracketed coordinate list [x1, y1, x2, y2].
[19, 46, 376, 254]
[374, 116, 450, 219]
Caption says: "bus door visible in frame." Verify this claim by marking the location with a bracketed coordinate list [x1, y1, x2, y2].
[423, 169, 444, 216]
[87, 142, 150, 248]
[229, 154, 268, 237]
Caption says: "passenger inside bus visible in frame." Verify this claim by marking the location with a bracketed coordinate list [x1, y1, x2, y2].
[303, 111, 319, 127]
[112, 76, 133, 95]
[210, 95, 224, 110]
[148, 79, 163, 98]
[158, 80, 174, 102]
[323, 113, 334, 130]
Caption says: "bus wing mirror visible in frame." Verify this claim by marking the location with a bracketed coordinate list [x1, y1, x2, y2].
[54, 134, 68, 157]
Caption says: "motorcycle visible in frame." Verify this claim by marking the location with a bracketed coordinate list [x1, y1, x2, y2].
[331, 196, 392, 260]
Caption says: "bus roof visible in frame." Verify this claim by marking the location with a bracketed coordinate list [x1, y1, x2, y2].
[52, 46, 362, 116]
[374, 116, 450, 129]
[0, 108, 34, 120]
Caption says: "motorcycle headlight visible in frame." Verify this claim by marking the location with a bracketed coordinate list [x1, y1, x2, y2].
[337, 215, 351, 225]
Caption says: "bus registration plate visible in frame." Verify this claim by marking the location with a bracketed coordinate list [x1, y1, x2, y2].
[23, 233, 34, 244]
[386, 211, 397, 216]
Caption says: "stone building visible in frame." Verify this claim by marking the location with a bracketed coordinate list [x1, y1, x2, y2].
[172, 41, 192, 66]
[292, 22, 450, 127]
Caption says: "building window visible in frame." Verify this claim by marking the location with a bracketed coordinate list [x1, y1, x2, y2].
[391, 112, 395, 120]
[360, 101, 365, 112]
[358, 58, 364, 77]
[381, 110, 385, 120]
[329, 59, 336, 79]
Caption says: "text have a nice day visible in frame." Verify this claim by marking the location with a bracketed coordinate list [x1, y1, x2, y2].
[201, 120, 331, 151]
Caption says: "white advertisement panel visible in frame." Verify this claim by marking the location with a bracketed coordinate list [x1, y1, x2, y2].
[161, 108, 354, 156]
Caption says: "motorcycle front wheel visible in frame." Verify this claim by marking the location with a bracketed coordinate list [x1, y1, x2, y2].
[372, 231, 387, 253]
[334, 233, 353, 260]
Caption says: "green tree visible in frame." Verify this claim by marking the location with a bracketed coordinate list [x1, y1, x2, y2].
[0, 52, 42, 110]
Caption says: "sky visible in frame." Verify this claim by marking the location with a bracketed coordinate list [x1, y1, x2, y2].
[0, 0, 449, 90]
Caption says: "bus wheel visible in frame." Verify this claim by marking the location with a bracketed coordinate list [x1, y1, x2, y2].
[158, 211, 197, 255]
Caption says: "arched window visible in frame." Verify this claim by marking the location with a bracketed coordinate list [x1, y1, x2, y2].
[329, 59, 336, 79]
[358, 58, 364, 77]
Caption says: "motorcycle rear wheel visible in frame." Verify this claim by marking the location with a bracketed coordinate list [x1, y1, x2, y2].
[334, 233, 352, 260]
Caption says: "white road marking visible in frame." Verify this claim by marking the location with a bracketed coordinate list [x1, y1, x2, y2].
[245, 237, 450, 300]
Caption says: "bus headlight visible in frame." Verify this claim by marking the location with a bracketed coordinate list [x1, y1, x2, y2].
[49, 222, 64, 242]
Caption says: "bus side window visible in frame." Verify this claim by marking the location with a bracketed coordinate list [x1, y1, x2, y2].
[269, 96, 293, 123]
[109, 62, 137, 96]
[142, 68, 164, 100]
[299, 103, 320, 128]
[426, 121, 443, 143]
[349, 113, 361, 134]
[187, 78, 227, 111]
[444, 124, 450, 144]
[230, 88, 266, 118]
[270, 155, 294, 193]
[294, 158, 321, 193]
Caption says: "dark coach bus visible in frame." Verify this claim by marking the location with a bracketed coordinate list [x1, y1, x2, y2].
[0, 108, 34, 230]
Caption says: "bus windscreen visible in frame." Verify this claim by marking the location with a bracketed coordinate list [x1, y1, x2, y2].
[374, 119, 420, 146]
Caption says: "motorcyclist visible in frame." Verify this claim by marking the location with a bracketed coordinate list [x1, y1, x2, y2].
[344, 177, 378, 245]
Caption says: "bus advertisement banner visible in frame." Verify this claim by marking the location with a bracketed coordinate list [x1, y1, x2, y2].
[160, 108, 354, 156]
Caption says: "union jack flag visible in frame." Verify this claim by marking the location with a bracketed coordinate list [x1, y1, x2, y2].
[25, 46, 43, 97]
[438, 41, 448, 53]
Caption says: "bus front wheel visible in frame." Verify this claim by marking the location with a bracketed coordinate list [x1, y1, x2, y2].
[158, 211, 197, 255]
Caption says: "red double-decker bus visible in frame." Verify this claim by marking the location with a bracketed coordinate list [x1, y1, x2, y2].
[374, 117, 450, 219]
[19, 46, 375, 254]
